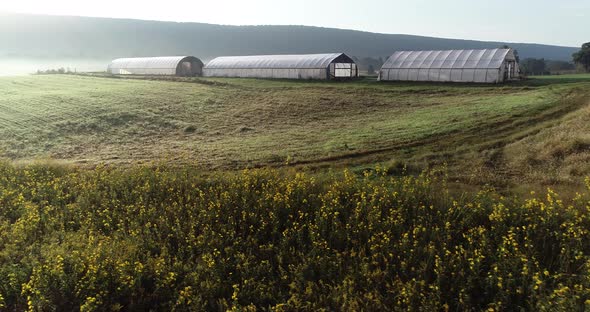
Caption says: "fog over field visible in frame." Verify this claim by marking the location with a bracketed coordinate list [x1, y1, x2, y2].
[0, 58, 107, 76]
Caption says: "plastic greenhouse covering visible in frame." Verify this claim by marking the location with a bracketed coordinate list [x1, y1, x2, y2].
[379, 49, 518, 83]
[204, 53, 358, 80]
[107, 56, 203, 76]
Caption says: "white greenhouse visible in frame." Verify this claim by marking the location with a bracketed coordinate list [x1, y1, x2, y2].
[203, 53, 358, 80]
[379, 48, 519, 83]
[107, 56, 204, 77]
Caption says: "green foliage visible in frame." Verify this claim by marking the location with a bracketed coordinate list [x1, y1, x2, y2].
[354, 56, 382, 74]
[521, 58, 547, 75]
[1, 163, 590, 310]
[573, 42, 590, 72]
[35, 67, 73, 75]
[546, 60, 576, 73]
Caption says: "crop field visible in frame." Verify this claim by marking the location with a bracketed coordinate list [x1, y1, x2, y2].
[1, 163, 590, 311]
[1, 74, 590, 188]
[2, 74, 590, 310]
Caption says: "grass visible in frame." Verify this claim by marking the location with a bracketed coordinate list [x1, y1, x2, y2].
[504, 102, 590, 184]
[1, 74, 590, 188]
[530, 73, 590, 80]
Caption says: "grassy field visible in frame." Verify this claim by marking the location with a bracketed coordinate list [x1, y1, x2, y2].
[1, 74, 590, 188]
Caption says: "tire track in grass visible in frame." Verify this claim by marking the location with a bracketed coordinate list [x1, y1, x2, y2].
[269, 91, 590, 169]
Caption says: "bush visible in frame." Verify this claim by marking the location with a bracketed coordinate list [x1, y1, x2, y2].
[1, 163, 590, 310]
[35, 67, 72, 75]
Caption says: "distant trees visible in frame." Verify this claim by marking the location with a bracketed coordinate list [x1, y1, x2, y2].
[520, 58, 547, 76]
[355, 57, 383, 75]
[573, 42, 590, 72]
[35, 67, 74, 75]
[521, 58, 579, 76]
[546, 60, 576, 73]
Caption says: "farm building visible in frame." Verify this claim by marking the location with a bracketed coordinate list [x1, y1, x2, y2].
[107, 56, 204, 76]
[379, 48, 519, 83]
[203, 53, 358, 80]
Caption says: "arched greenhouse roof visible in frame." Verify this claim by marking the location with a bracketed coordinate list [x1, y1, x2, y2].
[204, 53, 355, 69]
[381, 49, 516, 70]
[107, 56, 203, 72]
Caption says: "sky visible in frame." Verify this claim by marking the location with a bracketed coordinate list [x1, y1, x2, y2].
[0, 0, 587, 47]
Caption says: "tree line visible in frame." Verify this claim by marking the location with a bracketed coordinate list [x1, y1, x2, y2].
[518, 42, 590, 76]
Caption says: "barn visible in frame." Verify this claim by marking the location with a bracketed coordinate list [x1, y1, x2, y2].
[203, 53, 358, 80]
[379, 48, 519, 83]
[107, 56, 204, 77]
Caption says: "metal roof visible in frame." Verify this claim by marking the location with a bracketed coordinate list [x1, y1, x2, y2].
[381, 49, 515, 70]
[108, 56, 203, 70]
[204, 53, 354, 69]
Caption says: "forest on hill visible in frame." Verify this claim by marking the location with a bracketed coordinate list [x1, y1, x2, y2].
[0, 13, 578, 64]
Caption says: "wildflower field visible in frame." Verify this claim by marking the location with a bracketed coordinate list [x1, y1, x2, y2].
[1, 162, 590, 311]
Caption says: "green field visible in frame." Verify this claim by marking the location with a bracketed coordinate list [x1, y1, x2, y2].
[1, 74, 590, 188]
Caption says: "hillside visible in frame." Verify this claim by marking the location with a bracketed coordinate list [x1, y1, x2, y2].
[0, 13, 578, 62]
[1, 74, 590, 189]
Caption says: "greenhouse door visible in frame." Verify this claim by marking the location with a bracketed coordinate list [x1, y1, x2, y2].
[503, 61, 517, 81]
[331, 63, 356, 79]
[179, 61, 192, 76]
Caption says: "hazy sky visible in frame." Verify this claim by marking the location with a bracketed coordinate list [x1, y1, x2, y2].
[1, 0, 587, 47]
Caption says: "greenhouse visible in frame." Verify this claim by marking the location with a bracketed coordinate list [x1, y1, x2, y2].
[379, 48, 519, 83]
[107, 56, 204, 77]
[203, 53, 358, 80]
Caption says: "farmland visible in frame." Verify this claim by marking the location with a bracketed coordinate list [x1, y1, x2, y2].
[2, 162, 590, 311]
[2, 74, 590, 310]
[1, 74, 590, 188]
